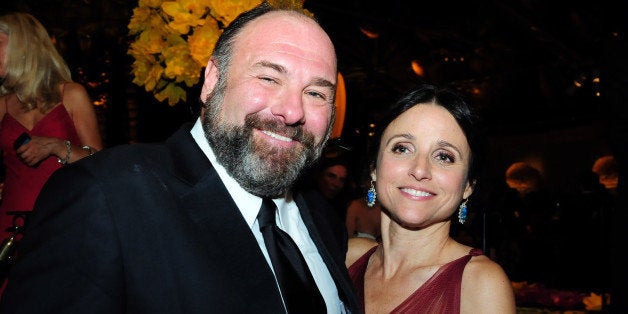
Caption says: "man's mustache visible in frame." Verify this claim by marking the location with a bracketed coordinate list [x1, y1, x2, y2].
[245, 114, 308, 143]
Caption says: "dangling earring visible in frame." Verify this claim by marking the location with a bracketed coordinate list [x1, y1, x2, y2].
[458, 199, 468, 224]
[366, 180, 377, 207]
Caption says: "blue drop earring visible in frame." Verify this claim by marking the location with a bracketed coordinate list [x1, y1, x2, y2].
[366, 180, 377, 207]
[458, 199, 468, 224]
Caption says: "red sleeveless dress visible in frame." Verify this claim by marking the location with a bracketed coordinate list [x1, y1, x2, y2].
[0, 102, 80, 238]
[348, 246, 483, 314]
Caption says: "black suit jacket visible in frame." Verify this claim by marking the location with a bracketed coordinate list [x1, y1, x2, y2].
[0, 123, 360, 314]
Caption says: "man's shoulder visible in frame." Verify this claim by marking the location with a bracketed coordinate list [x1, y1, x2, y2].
[82, 122, 196, 169]
[85, 142, 169, 167]
[298, 188, 329, 204]
[297, 188, 339, 218]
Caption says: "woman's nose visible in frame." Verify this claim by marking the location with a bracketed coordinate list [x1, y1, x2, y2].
[410, 157, 431, 181]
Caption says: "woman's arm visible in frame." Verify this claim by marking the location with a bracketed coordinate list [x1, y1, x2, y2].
[62, 82, 104, 162]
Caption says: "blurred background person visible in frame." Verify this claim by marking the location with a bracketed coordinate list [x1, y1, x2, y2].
[345, 175, 381, 241]
[299, 152, 356, 222]
[0, 12, 103, 239]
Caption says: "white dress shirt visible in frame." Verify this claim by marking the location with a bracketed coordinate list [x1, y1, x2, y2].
[190, 118, 345, 313]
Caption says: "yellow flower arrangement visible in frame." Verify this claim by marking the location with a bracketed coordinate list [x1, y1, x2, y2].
[128, 0, 309, 105]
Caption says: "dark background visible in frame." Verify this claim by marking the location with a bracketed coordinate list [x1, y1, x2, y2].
[2, 0, 627, 309]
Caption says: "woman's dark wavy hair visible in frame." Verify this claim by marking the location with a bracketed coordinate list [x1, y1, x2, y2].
[369, 83, 487, 192]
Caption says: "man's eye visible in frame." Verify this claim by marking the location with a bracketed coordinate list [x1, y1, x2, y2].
[259, 76, 277, 84]
[306, 90, 327, 100]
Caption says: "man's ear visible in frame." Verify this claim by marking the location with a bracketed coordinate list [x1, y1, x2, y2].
[200, 58, 219, 103]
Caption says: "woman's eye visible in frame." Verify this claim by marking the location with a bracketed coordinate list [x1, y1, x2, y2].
[435, 152, 455, 163]
[391, 143, 412, 154]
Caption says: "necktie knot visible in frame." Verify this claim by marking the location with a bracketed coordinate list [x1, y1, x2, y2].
[258, 198, 277, 229]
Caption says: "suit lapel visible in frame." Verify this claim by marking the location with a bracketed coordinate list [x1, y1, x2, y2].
[164, 125, 262, 252]
[164, 124, 283, 304]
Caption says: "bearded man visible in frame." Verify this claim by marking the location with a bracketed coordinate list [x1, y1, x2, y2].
[0, 3, 360, 314]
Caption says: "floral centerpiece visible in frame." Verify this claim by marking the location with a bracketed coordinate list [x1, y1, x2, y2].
[512, 281, 609, 312]
[128, 0, 308, 105]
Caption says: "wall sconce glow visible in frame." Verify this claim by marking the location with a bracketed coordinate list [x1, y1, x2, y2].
[331, 72, 346, 139]
[411, 60, 424, 77]
[360, 28, 379, 39]
[505, 161, 545, 196]
[573, 73, 587, 87]
[593, 155, 618, 191]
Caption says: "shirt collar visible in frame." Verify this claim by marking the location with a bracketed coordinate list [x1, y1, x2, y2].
[190, 118, 290, 228]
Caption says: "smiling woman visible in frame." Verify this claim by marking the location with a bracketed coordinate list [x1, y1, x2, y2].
[346, 83, 516, 313]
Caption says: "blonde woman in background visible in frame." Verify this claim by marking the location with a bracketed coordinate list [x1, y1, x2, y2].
[0, 12, 102, 238]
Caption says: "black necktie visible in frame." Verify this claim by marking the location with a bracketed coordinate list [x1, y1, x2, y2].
[257, 198, 327, 313]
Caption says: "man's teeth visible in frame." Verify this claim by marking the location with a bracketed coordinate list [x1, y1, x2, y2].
[262, 130, 292, 142]
[401, 188, 431, 197]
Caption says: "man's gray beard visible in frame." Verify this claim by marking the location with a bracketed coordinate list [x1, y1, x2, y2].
[201, 79, 329, 198]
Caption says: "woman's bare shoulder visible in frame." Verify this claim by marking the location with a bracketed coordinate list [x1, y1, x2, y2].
[60, 82, 91, 105]
[345, 237, 378, 267]
[461, 254, 516, 313]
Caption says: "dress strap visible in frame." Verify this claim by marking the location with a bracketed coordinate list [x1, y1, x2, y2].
[469, 248, 484, 257]
[61, 82, 68, 100]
